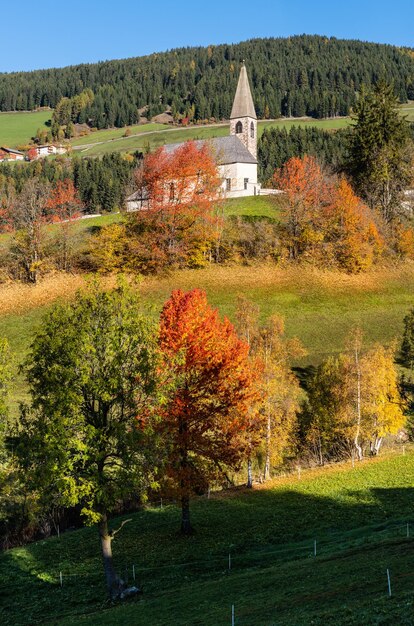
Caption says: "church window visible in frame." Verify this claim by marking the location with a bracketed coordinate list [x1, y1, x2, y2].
[235, 121, 243, 134]
[250, 121, 255, 138]
[226, 178, 231, 191]
[244, 178, 249, 190]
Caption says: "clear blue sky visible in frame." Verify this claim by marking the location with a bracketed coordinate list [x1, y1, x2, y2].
[3, 0, 414, 73]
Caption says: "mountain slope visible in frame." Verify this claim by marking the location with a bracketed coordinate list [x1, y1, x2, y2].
[1, 35, 414, 128]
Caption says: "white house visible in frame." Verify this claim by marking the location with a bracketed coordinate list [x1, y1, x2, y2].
[0, 147, 24, 162]
[126, 63, 260, 211]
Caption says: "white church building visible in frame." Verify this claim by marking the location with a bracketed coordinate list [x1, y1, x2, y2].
[127, 64, 260, 210]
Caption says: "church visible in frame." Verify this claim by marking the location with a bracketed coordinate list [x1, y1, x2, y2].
[127, 64, 260, 210]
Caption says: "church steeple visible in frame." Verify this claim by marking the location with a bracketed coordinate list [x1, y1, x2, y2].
[230, 63, 257, 159]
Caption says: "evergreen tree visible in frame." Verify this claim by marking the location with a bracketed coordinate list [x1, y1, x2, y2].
[348, 81, 413, 224]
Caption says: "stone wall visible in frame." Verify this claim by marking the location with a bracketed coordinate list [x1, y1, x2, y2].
[229, 116, 257, 159]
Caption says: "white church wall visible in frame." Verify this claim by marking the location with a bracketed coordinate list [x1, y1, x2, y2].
[218, 162, 260, 197]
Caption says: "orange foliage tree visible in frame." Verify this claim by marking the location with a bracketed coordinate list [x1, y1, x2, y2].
[128, 141, 222, 272]
[274, 156, 383, 271]
[324, 178, 384, 272]
[158, 289, 261, 534]
[46, 179, 83, 270]
[273, 155, 327, 259]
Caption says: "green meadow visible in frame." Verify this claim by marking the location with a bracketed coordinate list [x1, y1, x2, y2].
[75, 117, 351, 157]
[0, 110, 51, 147]
[0, 196, 413, 418]
[2, 451, 414, 625]
[0, 101, 411, 151]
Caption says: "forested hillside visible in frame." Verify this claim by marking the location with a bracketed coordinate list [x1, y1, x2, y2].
[2, 35, 414, 128]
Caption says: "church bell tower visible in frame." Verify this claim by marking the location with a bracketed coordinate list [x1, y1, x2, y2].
[230, 63, 257, 159]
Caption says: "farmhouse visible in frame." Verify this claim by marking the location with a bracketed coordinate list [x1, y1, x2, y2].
[0, 147, 24, 162]
[27, 144, 68, 160]
[126, 63, 260, 210]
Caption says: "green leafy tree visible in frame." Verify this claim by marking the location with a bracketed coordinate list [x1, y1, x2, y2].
[16, 282, 159, 599]
[348, 81, 413, 224]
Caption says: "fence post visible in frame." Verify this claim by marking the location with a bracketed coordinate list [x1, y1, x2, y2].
[407, 522, 410, 538]
[387, 569, 392, 597]
[231, 604, 235, 626]
[314, 539, 317, 557]
[59, 571, 63, 588]
[133, 564, 136, 581]
[228, 552, 231, 571]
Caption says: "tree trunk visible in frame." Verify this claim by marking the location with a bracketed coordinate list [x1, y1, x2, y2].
[370, 436, 383, 456]
[264, 411, 271, 481]
[354, 340, 363, 461]
[181, 495, 192, 535]
[99, 515, 124, 600]
[247, 457, 253, 488]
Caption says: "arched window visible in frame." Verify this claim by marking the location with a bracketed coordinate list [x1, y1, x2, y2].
[250, 121, 255, 138]
[235, 121, 243, 134]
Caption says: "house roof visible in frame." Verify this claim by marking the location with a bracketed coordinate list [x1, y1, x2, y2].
[0, 147, 24, 155]
[230, 64, 257, 120]
[164, 135, 257, 165]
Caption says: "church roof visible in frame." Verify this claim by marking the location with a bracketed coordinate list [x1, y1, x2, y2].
[230, 64, 257, 120]
[164, 135, 257, 165]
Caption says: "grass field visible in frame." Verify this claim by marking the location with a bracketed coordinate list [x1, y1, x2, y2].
[75, 118, 351, 157]
[0, 195, 413, 416]
[2, 450, 414, 625]
[0, 101, 411, 152]
[70, 123, 170, 147]
[0, 110, 51, 147]
[1, 260, 414, 416]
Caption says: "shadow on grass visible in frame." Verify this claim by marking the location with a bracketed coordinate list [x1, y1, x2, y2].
[2, 466, 414, 625]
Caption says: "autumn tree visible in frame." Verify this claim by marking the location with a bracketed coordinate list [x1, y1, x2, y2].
[234, 295, 260, 487]
[273, 155, 327, 260]
[46, 179, 84, 271]
[303, 334, 405, 462]
[0, 338, 11, 455]
[274, 156, 383, 271]
[127, 141, 222, 272]
[158, 289, 260, 534]
[255, 316, 304, 479]
[10, 178, 50, 283]
[324, 178, 383, 272]
[235, 297, 304, 481]
[348, 81, 413, 225]
[16, 282, 159, 599]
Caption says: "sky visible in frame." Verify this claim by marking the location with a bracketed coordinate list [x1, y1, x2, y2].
[2, 0, 414, 73]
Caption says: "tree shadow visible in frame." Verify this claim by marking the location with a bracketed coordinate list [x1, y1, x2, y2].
[2, 481, 414, 624]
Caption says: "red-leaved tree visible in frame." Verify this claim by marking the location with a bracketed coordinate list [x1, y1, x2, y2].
[129, 141, 222, 272]
[158, 289, 261, 534]
[46, 179, 83, 270]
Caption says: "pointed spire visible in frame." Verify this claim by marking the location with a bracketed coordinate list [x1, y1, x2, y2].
[230, 63, 256, 120]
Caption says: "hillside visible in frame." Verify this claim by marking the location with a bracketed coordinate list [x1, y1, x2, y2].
[1, 450, 414, 625]
[0, 110, 50, 147]
[1, 189, 413, 418]
[1, 35, 414, 130]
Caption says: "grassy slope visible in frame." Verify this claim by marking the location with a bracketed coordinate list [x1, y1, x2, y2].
[0, 102, 411, 151]
[0, 196, 414, 416]
[2, 451, 414, 625]
[54, 102, 414, 157]
[70, 123, 170, 146]
[0, 111, 51, 147]
[76, 118, 351, 157]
